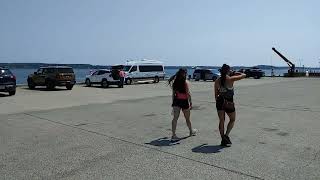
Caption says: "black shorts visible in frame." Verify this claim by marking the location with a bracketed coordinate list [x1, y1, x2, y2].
[216, 96, 235, 113]
[172, 99, 190, 110]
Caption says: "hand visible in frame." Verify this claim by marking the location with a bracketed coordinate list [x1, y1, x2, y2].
[189, 102, 193, 110]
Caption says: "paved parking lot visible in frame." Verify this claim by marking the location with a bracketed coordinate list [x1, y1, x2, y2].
[1, 78, 319, 179]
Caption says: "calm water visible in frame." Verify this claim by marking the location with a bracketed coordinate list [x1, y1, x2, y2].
[10, 67, 319, 85]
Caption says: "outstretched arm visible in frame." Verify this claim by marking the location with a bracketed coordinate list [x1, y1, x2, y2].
[229, 73, 246, 82]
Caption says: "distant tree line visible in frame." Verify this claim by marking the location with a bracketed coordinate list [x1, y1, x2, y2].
[0, 63, 109, 69]
[0, 63, 293, 69]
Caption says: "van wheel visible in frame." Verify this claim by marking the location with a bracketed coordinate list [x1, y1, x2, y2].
[195, 79, 199, 81]
[212, 76, 217, 81]
[85, 79, 91, 87]
[126, 78, 132, 85]
[28, 78, 35, 89]
[9, 90, 16, 96]
[101, 79, 109, 88]
[154, 76, 160, 83]
[46, 80, 55, 90]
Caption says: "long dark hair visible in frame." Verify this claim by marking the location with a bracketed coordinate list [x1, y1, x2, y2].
[219, 64, 230, 87]
[168, 68, 187, 93]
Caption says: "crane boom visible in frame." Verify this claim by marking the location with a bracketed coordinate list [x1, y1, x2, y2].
[272, 47, 295, 75]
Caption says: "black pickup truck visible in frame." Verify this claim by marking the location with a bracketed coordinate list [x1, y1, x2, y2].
[0, 67, 16, 96]
[238, 67, 265, 79]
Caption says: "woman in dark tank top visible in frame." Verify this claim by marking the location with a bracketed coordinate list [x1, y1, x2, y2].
[214, 64, 246, 146]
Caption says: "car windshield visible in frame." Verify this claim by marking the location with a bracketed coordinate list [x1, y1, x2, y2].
[0, 69, 12, 76]
[123, 66, 131, 72]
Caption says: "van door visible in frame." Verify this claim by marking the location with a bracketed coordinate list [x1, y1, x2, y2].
[129, 66, 138, 79]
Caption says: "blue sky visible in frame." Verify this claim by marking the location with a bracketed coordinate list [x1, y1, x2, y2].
[0, 0, 319, 67]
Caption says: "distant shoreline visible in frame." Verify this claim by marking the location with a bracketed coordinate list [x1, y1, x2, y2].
[1, 63, 317, 69]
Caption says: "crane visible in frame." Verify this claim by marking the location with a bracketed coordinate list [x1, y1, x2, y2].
[272, 47, 296, 77]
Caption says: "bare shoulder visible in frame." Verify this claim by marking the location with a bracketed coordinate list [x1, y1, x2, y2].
[214, 78, 220, 87]
[186, 80, 191, 86]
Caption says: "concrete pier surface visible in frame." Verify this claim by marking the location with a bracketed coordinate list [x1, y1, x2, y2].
[0, 78, 319, 179]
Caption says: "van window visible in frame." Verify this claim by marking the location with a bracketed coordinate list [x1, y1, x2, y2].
[123, 66, 131, 72]
[139, 65, 163, 72]
[130, 66, 137, 73]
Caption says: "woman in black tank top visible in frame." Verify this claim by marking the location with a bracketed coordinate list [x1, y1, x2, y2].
[214, 64, 246, 146]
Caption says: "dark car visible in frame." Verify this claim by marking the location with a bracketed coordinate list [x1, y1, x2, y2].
[193, 68, 220, 81]
[27, 66, 76, 90]
[238, 67, 265, 79]
[0, 67, 16, 96]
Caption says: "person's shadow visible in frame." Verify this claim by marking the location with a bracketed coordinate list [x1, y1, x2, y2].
[192, 144, 226, 154]
[145, 136, 189, 147]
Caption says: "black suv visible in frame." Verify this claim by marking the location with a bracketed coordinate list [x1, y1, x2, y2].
[238, 67, 265, 79]
[0, 67, 16, 96]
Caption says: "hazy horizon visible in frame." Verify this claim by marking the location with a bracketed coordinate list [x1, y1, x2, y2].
[1, 0, 319, 67]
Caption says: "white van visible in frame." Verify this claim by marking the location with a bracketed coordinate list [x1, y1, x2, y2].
[123, 59, 165, 85]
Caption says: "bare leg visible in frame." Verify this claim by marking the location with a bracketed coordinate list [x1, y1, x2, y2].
[217, 111, 226, 138]
[182, 109, 192, 133]
[172, 107, 181, 137]
[225, 111, 236, 136]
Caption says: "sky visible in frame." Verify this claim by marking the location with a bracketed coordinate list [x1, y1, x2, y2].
[0, 0, 319, 67]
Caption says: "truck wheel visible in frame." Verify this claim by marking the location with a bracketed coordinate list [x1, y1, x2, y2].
[46, 80, 55, 90]
[66, 84, 73, 90]
[101, 79, 109, 88]
[85, 79, 91, 87]
[28, 79, 35, 89]
[125, 78, 132, 85]
[154, 76, 160, 83]
[9, 90, 16, 96]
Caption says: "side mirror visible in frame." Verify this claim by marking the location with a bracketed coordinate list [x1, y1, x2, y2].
[34, 72, 38, 75]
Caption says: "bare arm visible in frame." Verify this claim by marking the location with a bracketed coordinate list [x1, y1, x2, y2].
[229, 73, 246, 82]
[186, 81, 192, 105]
[214, 80, 219, 100]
